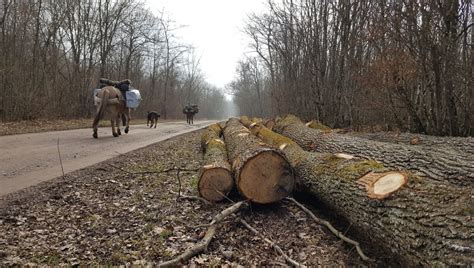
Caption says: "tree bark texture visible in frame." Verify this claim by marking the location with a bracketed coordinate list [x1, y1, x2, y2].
[248, 122, 474, 266]
[198, 124, 233, 202]
[223, 118, 294, 204]
[274, 115, 473, 186]
[347, 131, 474, 161]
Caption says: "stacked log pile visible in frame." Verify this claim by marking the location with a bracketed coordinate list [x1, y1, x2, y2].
[196, 116, 473, 266]
[247, 121, 473, 266]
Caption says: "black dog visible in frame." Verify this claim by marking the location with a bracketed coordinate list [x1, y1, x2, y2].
[147, 111, 160, 128]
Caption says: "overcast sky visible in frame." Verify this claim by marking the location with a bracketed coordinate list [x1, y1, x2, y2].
[144, 0, 266, 89]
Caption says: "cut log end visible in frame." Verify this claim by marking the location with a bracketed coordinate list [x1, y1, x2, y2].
[334, 153, 354, 160]
[279, 143, 289, 150]
[238, 151, 294, 204]
[199, 167, 234, 202]
[358, 172, 408, 200]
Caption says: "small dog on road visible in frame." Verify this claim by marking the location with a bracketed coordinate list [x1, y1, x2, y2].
[147, 111, 160, 128]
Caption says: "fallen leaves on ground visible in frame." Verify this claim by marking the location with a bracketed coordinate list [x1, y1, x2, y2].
[0, 131, 366, 266]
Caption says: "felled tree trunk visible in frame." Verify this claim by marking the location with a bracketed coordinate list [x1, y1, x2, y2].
[348, 131, 474, 161]
[248, 122, 474, 266]
[223, 118, 294, 204]
[264, 119, 275, 130]
[274, 115, 473, 186]
[199, 124, 234, 202]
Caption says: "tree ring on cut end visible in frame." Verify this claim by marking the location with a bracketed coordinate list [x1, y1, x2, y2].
[373, 173, 407, 195]
[199, 168, 233, 202]
[238, 150, 294, 204]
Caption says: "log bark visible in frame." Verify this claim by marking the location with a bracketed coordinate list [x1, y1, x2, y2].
[223, 118, 294, 204]
[274, 115, 474, 186]
[248, 122, 474, 266]
[264, 119, 275, 130]
[348, 131, 474, 161]
[198, 124, 234, 202]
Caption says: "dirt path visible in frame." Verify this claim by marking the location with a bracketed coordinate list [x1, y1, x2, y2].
[0, 120, 217, 197]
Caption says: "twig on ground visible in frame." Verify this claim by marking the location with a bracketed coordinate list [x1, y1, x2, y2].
[106, 164, 198, 179]
[106, 163, 134, 175]
[240, 219, 304, 267]
[134, 167, 199, 175]
[170, 190, 211, 205]
[176, 170, 182, 199]
[285, 197, 372, 262]
[269, 261, 290, 267]
[57, 137, 65, 177]
[158, 200, 249, 267]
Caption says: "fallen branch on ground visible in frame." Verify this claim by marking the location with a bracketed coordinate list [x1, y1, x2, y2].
[240, 218, 303, 267]
[158, 200, 249, 267]
[57, 137, 65, 177]
[133, 167, 200, 175]
[286, 197, 371, 262]
[169, 190, 211, 205]
[106, 163, 134, 175]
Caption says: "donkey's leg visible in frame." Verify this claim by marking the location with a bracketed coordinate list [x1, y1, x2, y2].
[92, 118, 99, 139]
[154, 119, 157, 128]
[124, 109, 130, 134]
[116, 114, 122, 136]
[92, 124, 99, 139]
[111, 119, 119, 137]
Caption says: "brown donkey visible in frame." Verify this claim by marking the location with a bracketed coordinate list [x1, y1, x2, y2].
[92, 86, 130, 138]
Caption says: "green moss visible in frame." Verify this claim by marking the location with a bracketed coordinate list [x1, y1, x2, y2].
[144, 223, 154, 233]
[306, 120, 331, 131]
[189, 175, 199, 189]
[159, 229, 173, 239]
[110, 252, 133, 264]
[338, 160, 385, 180]
[310, 155, 385, 181]
[207, 123, 222, 134]
[257, 125, 295, 146]
[207, 138, 226, 152]
[42, 252, 61, 265]
[461, 206, 474, 216]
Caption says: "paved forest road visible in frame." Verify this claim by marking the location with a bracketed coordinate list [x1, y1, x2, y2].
[0, 120, 218, 196]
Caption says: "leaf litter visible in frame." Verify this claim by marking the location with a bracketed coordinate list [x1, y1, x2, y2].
[0, 130, 366, 266]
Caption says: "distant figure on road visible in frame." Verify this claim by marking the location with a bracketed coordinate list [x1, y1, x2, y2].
[183, 103, 198, 124]
[147, 111, 160, 128]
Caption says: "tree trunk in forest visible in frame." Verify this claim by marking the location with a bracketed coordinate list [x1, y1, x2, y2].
[248, 122, 473, 266]
[274, 115, 473, 186]
[223, 118, 294, 204]
[199, 124, 234, 202]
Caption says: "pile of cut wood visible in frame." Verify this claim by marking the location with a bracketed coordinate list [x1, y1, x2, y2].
[197, 115, 473, 266]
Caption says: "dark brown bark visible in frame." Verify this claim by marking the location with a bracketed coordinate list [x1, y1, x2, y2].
[274, 115, 473, 186]
[223, 118, 294, 204]
[249, 122, 474, 266]
[198, 124, 233, 202]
